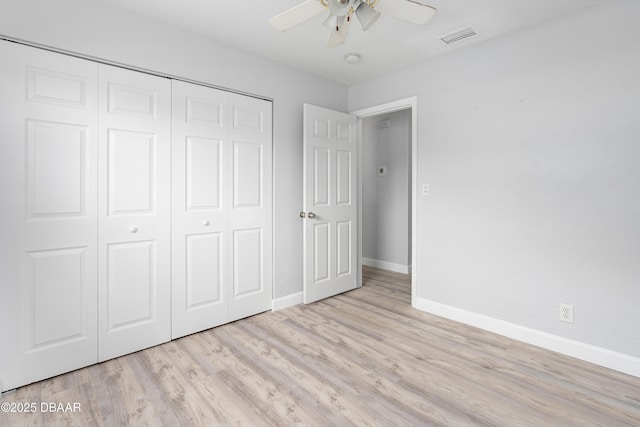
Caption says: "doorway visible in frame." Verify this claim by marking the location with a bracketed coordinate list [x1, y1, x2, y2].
[352, 97, 418, 306]
[361, 109, 412, 274]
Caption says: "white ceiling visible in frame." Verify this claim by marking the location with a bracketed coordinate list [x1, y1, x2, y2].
[93, 0, 612, 85]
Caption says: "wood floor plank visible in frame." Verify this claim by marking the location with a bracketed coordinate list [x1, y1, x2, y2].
[238, 312, 485, 426]
[225, 320, 392, 426]
[1, 266, 639, 426]
[233, 316, 439, 426]
[275, 304, 553, 425]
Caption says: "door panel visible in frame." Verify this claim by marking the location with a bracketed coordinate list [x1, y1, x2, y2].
[26, 66, 89, 108]
[106, 241, 156, 330]
[186, 233, 223, 308]
[233, 142, 263, 208]
[172, 84, 272, 335]
[186, 96, 224, 127]
[314, 148, 331, 206]
[107, 83, 157, 118]
[27, 247, 88, 347]
[107, 129, 156, 214]
[313, 117, 331, 139]
[303, 104, 358, 304]
[336, 150, 353, 205]
[232, 103, 264, 132]
[227, 94, 273, 321]
[171, 82, 229, 338]
[0, 41, 98, 390]
[233, 228, 263, 297]
[26, 121, 87, 217]
[336, 220, 353, 277]
[186, 137, 223, 210]
[314, 223, 331, 282]
[98, 64, 171, 362]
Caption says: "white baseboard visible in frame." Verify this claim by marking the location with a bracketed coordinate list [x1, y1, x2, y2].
[414, 297, 640, 379]
[362, 257, 411, 274]
[272, 292, 303, 311]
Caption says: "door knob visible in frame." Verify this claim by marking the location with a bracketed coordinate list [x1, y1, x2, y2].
[203, 220, 210, 226]
[299, 211, 306, 218]
[128, 226, 138, 233]
[307, 212, 316, 219]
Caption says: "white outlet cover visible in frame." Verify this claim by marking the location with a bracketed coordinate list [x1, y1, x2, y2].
[422, 184, 429, 196]
[560, 303, 574, 323]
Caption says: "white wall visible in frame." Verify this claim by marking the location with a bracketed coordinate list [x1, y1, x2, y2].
[0, 0, 348, 299]
[362, 110, 411, 272]
[350, 0, 640, 369]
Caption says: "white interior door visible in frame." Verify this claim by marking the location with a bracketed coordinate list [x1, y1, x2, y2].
[0, 41, 98, 390]
[98, 65, 172, 361]
[171, 81, 229, 338]
[227, 93, 273, 321]
[303, 104, 358, 304]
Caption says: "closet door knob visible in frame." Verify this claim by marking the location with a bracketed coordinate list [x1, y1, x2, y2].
[307, 212, 316, 219]
[203, 220, 210, 226]
[128, 226, 138, 233]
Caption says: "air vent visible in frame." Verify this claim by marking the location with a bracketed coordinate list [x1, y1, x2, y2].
[439, 27, 478, 45]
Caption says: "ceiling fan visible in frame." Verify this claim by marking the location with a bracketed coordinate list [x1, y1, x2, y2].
[269, 0, 437, 47]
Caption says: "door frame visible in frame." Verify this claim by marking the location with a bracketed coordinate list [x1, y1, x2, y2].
[351, 96, 418, 306]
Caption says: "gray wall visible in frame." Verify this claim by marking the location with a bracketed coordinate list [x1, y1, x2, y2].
[349, 0, 640, 360]
[0, 0, 348, 300]
[362, 110, 411, 272]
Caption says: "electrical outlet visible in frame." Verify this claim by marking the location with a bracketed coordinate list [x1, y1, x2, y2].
[422, 184, 430, 196]
[559, 303, 574, 323]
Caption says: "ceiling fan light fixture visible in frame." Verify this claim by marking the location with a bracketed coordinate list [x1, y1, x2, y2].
[323, 13, 340, 30]
[355, 2, 380, 31]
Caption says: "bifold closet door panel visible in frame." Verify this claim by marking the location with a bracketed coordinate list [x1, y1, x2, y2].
[227, 94, 273, 322]
[98, 65, 172, 361]
[172, 82, 274, 338]
[0, 41, 99, 390]
[171, 81, 229, 339]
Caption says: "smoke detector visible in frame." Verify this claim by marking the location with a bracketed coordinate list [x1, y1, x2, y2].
[344, 52, 361, 64]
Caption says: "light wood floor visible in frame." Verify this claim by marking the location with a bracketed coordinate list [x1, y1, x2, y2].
[2, 267, 639, 426]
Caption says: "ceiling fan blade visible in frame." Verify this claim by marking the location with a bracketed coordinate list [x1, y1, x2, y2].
[375, 0, 437, 25]
[269, 0, 327, 31]
[327, 13, 352, 47]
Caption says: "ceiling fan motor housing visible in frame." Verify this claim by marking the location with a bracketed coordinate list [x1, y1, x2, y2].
[328, 0, 354, 16]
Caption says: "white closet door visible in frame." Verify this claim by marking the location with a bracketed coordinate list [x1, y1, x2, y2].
[227, 94, 273, 321]
[98, 65, 171, 361]
[172, 83, 273, 336]
[171, 81, 229, 338]
[0, 41, 98, 390]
